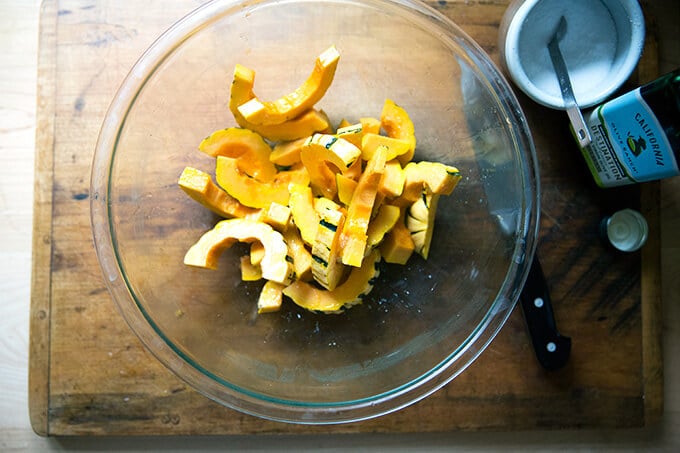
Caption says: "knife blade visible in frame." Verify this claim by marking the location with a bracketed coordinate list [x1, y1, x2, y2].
[460, 62, 571, 371]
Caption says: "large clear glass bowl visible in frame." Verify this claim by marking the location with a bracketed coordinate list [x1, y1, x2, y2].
[91, 0, 539, 424]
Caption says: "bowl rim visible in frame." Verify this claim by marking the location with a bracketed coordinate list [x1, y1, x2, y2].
[90, 0, 540, 424]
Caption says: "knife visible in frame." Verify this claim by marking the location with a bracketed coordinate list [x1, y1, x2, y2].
[460, 62, 571, 371]
[519, 255, 571, 370]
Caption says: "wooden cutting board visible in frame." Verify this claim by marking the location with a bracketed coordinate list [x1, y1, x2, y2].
[29, 0, 663, 436]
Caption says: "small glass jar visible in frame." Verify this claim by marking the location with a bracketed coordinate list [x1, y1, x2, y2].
[600, 208, 649, 252]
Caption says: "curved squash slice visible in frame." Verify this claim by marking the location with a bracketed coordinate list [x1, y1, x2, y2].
[360, 117, 381, 135]
[178, 167, 262, 219]
[406, 192, 440, 259]
[283, 225, 313, 282]
[380, 99, 416, 165]
[199, 128, 277, 182]
[250, 241, 265, 266]
[300, 134, 362, 199]
[313, 196, 343, 215]
[237, 46, 341, 126]
[378, 160, 406, 199]
[240, 255, 262, 281]
[311, 199, 346, 290]
[335, 118, 381, 149]
[415, 161, 461, 195]
[380, 207, 415, 264]
[360, 133, 412, 161]
[288, 184, 319, 246]
[340, 145, 387, 267]
[344, 157, 363, 181]
[184, 218, 293, 284]
[258, 281, 285, 314]
[215, 157, 309, 208]
[229, 64, 329, 141]
[394, 161, 461, 207]
[335, 122, 363, 147]
[336, 173, 358, 206]
[270, 138, 307, 166]
[366, 204, 400, 250]
[263, 201, 291, 231]
[283, 249, 381, 314]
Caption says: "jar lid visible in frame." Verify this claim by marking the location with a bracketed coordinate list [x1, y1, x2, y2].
[602, 209, 649, 252]
[499, 0, 645, 110]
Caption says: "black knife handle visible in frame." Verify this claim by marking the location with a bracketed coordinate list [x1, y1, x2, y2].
[519, 256, 571, 371]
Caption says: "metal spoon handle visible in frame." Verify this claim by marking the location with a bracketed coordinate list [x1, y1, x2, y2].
[547, 16, 592, 148]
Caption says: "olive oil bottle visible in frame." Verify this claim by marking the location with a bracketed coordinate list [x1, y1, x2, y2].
[578, 68, 680, 187]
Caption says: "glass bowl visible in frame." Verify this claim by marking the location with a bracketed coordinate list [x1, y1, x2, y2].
[91, 0, 539, 424]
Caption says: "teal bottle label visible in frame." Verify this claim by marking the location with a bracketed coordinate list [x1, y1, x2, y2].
[580, 89, 679, 187]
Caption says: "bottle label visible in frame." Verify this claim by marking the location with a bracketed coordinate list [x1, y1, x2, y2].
[581, 89, 679, 187]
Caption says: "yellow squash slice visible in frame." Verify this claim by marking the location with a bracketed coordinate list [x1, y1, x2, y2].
[360, 133, 412, 161]
[270, 138, 307, 166]
[406, 192, 440, 259]
[378, 160, 406, 199]
[283, 225, 313, 282]
[199, 128, 277, 182]
[340, 145, 387, 267]
[300, 133, 362, 199]
[240, 255, 262, 281]
[366, 204, 400, 250]
[178, 167, 262, 220]
[228, 64, 330, 141]
[216, 157, 309, 209]
[394, 161, 461, 206]
[336, 173, 358, 206]
[184, 218, 293, 284]
[237, 46, 341, 125]
[257, 280, 286, 314]
[283, 249, 381, 314]
[335, 122, 364, 148]
[288, 183, 319, 246]
[360, 117, 381, 135]
[311, 199, 347, 290]
[263, 201, 291, 231]
[380, 207, 415, 264]
[335, 119, 381, 149]
[380, 99, 416, 165]
[344, 157, 363, 181]
[250, 241, 265, 266]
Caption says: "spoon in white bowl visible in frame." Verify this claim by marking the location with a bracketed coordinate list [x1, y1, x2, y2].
[547, 16, 592, 148]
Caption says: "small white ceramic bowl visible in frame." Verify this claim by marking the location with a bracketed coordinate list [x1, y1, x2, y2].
[499, 0, 645, 110]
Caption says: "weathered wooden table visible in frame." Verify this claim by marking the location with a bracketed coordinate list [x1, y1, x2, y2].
[29, 0, 662, 436]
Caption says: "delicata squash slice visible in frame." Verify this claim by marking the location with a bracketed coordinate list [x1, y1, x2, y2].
[179, 46, 462, 315]
[229, 64, 330, 142]
[184, 218, 294, 285]
[199, 128, 278, 182]
[215, 157, 309, 209]
[340, 145, 387, 267]
[311, 199, 347, 290]
[406, 192, 440, 259]
[380, 98, 417, 165]
[237, 46, 341, 126]
[178, 167, 262, 220]
[394, 160, 461, 206]
[300, 133, 362, 199]
[283, 249, 381, 314]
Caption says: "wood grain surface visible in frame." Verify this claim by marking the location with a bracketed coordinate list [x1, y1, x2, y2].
[26, 0, 665, 436]
[2, 0, 679, 449]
